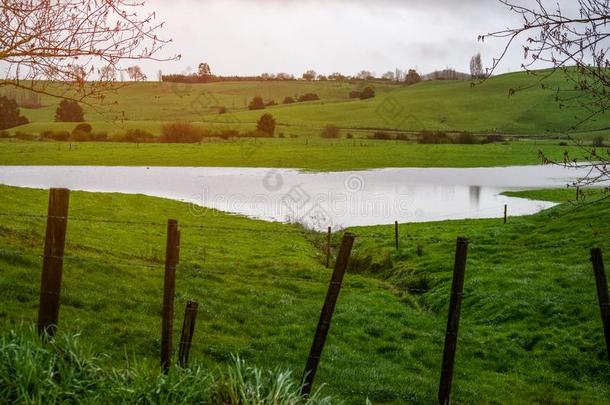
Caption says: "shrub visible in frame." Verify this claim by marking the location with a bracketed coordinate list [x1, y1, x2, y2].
[559, 141, 569, 146]
[0, 130, 10, 138]
[266, 100, 277, 107]
[592, 136, 605, 147]
[73, 123, 92, 134]
[90, 132, 108, 142]
[248, 96, 266, 111]
[14, 131, 35, 140]
[360, 87, 375, 100]
[217, 129, 239, 140]
[346, 133, 353, 139]
[160, 122, 205, 143]
[0, 96, 29, 129]
[321, 125, 340, 139]
[41, 130, 70, 141]
[396, 133, 409, 141]
[256, 114, 276, 137]
[349, 91, 362, 99]
[69, 130, 90, 142]
[297, 93, 320, 102]
[418, 130, 452, 144]
[454, 131, 478, 144]
[372, 131, 392, 140]
[218, 106, 227, 114]
[121, 128, 155, 143]
[55, 99, 84, 122]
[282, 96, 295, 104]
[483, 134, 506, 144]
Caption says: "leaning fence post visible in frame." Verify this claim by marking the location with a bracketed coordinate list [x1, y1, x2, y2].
[37, 188, 70, 337]
[326, 226, 331, 268]
[591, 248, 610, 365]
[438, 237, 469, 405]
[503, 204, 508, 224]
[178, 300, 199, 368]
[161, 219, 180, 373]
[395, 221, 399, 250]
[301, 232, 356, 396]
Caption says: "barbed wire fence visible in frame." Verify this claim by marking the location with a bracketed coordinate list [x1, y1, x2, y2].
[0, 188, 608, 403]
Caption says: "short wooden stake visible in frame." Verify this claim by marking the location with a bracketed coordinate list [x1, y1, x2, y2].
[395, 221, 399, 250]
[504, 204, 508, 224]
[161, 219, 180, 373]
[301, 233, 356, 396]
[591, 248, 610, 365]
[178, 300, 199, 368]
[438, 237, 469, 405]
[325, 226, 331, 268]
[37, 188, 70, 337]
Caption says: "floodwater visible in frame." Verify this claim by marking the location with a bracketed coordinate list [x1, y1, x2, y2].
[0, 165, 588, 230]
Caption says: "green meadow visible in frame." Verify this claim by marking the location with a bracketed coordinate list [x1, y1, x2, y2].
[0, 138, 589, 170]
[1, 185, 609, 403]
[6, 70, 610, 138]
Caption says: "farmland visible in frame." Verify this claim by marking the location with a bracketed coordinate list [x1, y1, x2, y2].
[1, 185, 609, 403]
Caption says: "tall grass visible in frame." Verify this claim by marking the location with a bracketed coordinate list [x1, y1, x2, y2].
[0, 328, 333, 405]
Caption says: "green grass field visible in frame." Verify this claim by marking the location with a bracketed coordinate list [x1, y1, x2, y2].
[1, 185, 609, 403]
[5, 70, 610, 138]
[0, 138, 588, 170]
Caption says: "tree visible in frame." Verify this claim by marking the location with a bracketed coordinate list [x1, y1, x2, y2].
[127, 66, 146, 81]
[329, 72, 346, 81]
[0, 96, 28, 129]
[404, 69, 421, 85]
[99, 66, 116, 82]
[257, 114, 276, 136]
[198, 63, 212, 77]
[484, 0, 610, 197]
[360, 87, 376, 100]
[283, 96, 296, 104]
[55, 100, 84, 122]
[321, 125, 340, 139]
[302, 70, 317, 81]
[0, 1, 175, 104]
[382, 71, 395, 81]
[248, 96, 266, 110]
[357, 70, 373, 80]
[469, 53, 484, 79]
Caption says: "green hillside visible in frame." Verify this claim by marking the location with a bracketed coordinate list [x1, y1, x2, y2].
[7, 70, 610, 137]
[1, 185, 609, 403]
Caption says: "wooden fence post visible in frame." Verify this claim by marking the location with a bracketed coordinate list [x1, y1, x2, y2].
[438, 237, 469, 405]
[395, 221, 399, 250]
[301, 232, 356, 396]
[326, 226, 331, 268]
[37, 188, 70, 337]
[503, 204, 508, 224]
[161, 219, 180, 373]
[178, 300, 199, 368]
[591, 248, 610, 365]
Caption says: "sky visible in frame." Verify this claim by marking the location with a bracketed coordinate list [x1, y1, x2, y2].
[139, 0, 533, 79]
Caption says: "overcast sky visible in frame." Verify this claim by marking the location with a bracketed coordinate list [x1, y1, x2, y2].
[138, 0, 536, 78]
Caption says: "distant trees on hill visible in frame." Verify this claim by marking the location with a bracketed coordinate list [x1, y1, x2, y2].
[0, 96, 28, 129]
[256, 114, 276, 136]
[248, 96, 266, 111]
[470, 54, 484, 79]
[55, 100, 84, 122]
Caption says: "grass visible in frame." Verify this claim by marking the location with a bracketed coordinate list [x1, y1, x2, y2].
[0, 328, 332, 404]
[0, 138, 588, 170]
[0, 185, 609, 403]
[6, 71, 610, 137]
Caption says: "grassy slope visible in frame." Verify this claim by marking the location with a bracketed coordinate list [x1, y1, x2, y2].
[0, 138, 585, 170]
[1, 185, 609, 403]
[9, 71, 610, 137]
